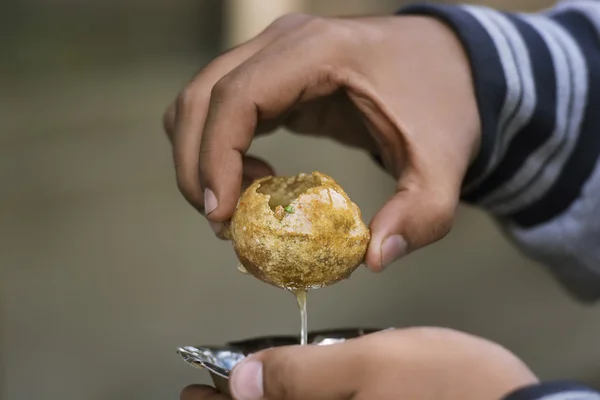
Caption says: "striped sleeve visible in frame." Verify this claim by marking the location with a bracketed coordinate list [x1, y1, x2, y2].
[396, 1, 600, 302]
[503, 381, 600, 400]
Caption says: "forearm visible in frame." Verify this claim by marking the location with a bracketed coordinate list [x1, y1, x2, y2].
[393, 1, 600, 302]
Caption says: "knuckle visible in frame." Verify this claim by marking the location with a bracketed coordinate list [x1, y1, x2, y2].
[303, 17, 353, 48]
[427, 190, 457, 239]
[269, 13, 313, 31]
[301, 14, 330, 32]
[162, 104, 175, 135]
[198, 147, 215, 171]
[176, 84, 198, 111]
[210, 74, 237, 104]
[268, 14, 348, 49]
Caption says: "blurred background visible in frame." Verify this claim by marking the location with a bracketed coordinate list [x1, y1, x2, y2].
[2, 0, 600, 399]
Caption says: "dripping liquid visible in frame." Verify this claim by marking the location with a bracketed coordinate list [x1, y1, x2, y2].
[294, 290, 308, 346]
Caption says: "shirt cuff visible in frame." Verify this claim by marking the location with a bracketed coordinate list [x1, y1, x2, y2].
[503, 382, 600, 400]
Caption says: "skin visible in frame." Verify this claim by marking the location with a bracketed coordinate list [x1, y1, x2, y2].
[180, 328, 538, 400]
[162, 14, 480, 271]
[163, 13, 536, 400]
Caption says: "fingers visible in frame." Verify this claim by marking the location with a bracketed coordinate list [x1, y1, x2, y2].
[229, 342, 363, 400]
[171, 26, 278, 213]
[208, 156, 275, 237]
[198, 18, 347, 221]
[170, 13, 314, 215]
[180, 385, 230, 400]
[365, 172, 460, 272]
[172, 53, 259, 211]
[164, 92, 272, 216]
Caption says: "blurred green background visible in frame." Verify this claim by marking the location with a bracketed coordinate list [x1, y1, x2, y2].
[2, 1, 600, 399]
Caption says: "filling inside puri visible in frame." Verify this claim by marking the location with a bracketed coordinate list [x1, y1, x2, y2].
[257, 173, 321, 216]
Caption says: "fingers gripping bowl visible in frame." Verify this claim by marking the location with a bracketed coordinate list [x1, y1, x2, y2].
[225, 171, 371, 291]
[177, 329, 386, 395]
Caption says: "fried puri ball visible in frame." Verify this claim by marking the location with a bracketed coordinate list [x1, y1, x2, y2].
[226, 171, 370, 291]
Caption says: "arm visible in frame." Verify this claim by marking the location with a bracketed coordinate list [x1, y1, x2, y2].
[390, 1, 600, 302]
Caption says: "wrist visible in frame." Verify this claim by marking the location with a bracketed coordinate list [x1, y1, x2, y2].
[345, 14, 481, 183]
[400, 15, 482, 167]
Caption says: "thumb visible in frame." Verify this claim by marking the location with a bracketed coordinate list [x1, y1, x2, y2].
[365, 177, 459, 272]
[229, 344, 361, 400]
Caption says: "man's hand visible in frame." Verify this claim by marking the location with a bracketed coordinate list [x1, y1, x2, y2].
[163, 14, 480, 270]
[180, 327, 538, 400]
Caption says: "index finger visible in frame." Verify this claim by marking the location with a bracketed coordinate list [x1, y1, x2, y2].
[172, 14, 315, 213]
[172, 29, 278, 211]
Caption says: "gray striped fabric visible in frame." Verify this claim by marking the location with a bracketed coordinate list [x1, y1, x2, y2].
[400, 0, 600, 301]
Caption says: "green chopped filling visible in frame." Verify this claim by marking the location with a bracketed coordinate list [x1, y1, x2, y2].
[284, 205, 295, 213]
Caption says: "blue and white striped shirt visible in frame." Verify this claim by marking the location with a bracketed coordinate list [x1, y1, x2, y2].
[395, 1, 600, 398]
[395, 0, 600, 302]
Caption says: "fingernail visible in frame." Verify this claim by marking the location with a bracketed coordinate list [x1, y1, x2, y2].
[381, 235, 407, 269]
[209, 220, 223, 235]
[231, 360, 263, 400]
[204, 189, 218, 215]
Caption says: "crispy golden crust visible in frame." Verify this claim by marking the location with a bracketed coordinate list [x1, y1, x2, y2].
[226, 171, 370, 291]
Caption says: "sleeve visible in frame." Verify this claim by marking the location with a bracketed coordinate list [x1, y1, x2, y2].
[503, 381, 600, 400]
[388, 1, 600, 302]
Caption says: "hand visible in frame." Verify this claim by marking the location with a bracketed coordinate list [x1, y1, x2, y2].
[163, 14, 480, 270]
[180, 327, 537, 400]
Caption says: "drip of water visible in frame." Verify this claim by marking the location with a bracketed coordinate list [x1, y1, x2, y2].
[294, 290, 308, 346]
